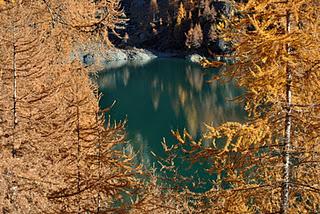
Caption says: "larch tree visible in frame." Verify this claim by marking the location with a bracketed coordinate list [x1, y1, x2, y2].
[173, 2, 187, 45]
[41, 0, 127, 48]
[44, 63, 141, 213]
[185, 23, 203, 49]
[35, 2, 140, 211]
[176, 2, 187, 27]
[150, 0, 159, 22]
[0, 1, 64, 212]
[0, 0, 142, 213]
[169, 0, 320, 213]
[208, 24, 218, 43]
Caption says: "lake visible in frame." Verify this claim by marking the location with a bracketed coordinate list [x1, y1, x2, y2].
[96, 58, 246, 191]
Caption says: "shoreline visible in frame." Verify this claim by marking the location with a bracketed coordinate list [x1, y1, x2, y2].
[74, 44, 230, 71]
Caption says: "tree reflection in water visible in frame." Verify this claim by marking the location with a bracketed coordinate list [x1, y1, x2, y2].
[96, 58, 246, 190]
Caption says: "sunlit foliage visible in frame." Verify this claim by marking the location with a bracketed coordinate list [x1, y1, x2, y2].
[0, 0, 142, 212]
[185, 23, 203, 49]
[170, 0, 320, 213]
[0, 1, 209, 213]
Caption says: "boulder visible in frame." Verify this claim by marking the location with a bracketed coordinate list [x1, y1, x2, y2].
[186, 54, 204, 64]
[72, 43, 158, 70]
[125, 48, 157, 61]
[104, 48, 128, 62]
[82, 54, 94, 66]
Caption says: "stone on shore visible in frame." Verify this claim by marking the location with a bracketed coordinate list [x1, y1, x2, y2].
[186, 54, 204, 64]
[72, 43, 157, 70]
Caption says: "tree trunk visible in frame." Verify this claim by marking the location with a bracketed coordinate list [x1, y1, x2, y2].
[76, 103, 81, 214]
[281, 9, 292, 214]
[12, 42, 17, 158]
[96, 114, 102, 213]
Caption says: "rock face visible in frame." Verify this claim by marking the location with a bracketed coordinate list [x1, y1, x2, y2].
[72, 43, 157, 70]
[104, 48, 128, 62]
[104, 48, 157, 62]
[102, 48, 158, 69]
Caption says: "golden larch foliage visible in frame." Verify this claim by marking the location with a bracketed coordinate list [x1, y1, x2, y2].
[169, 0, 320, 213]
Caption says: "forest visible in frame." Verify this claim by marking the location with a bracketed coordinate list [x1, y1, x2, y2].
[0, 0, 319, 213]
[119, 0, 230, 53]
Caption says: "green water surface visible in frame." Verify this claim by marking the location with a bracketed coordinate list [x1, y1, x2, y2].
[97, 58, 246, 191]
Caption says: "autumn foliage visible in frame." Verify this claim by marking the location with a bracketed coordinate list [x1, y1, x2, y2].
[0, 1, 205, 213]
[1, 0, 319, 213]
[0, 0, 160, 213]
[170, 0, 320, 213]
[185, 23, 203, 49]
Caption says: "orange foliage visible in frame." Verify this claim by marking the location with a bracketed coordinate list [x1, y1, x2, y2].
[169, 0, 320, 213]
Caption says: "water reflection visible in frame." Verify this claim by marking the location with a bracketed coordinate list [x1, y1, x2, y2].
[97, 58, 246, 182]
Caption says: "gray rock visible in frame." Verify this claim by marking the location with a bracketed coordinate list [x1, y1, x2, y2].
[125, 48, 157, 61]
[72, 42, 158, 70]
[186, 54, 204, 64]
[83, 54, 94, 66]
[104, 48, 128, 62]
[103, 48, 157, 63]
[101, 48, 157, 69]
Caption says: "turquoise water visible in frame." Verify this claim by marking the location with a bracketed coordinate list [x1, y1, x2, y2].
[96, 58, 246, 191]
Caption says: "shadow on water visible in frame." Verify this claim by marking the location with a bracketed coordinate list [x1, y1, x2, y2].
[96, 58, 246, 192]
